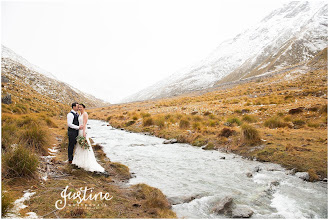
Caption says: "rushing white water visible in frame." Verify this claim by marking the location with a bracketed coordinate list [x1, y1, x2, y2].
[88, 120, 327, 218]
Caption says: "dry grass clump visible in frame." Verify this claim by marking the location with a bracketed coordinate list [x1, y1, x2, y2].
[154, 115, 165, 128]
[20, 124, 49, 154]
[241, 124, 261, 146]
[226, 117, 242, 126]
[264, 117, 288, 128]
[1, 191, 13, 217]
[143, 117, 154, 126]
[179, 119, 190, 129]
[2, 114, 50, 154]
[242, 115, 257, 123]
[2, 145, 39, 178]
[110, 162, 130, 179]
[219, 127, 236, 137]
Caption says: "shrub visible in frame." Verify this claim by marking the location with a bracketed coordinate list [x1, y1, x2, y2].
[143, 118, 154, 126]
[106, 116, 112, 121]
[242, 115, 257, 123]
[241, 124, 261, 145]
[20, 124, 49, 154]
[219, 128, 236, 137]
[226, 117, 242, 126]
[264, 117, 287, 129]
[179, 119, 190, 129]
[203, 111, 212, 116]
[2, 145, 39, 178]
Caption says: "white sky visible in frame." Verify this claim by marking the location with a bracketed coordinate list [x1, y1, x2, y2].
[2, 0, 288, 104]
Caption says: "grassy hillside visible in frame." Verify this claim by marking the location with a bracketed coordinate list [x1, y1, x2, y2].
[1, 61, 175, 218]
[89, 48, 328, 181]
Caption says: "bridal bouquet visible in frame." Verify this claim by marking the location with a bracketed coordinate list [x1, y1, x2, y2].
[76, 136, 90, 149]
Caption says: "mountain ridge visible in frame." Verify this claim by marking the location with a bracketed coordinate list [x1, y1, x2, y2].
[1, 45, 108, 112]
[121, 1, 328, 103]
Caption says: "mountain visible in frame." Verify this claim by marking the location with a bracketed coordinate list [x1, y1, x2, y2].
[121, 1, 328, 103]
[1, 45, 108, 113]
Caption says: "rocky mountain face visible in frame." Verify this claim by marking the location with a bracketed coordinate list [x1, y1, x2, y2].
[1, 45, 108, 110]
[122, 1, 328, 103]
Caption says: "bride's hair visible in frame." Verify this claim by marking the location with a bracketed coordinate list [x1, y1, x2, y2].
[79, 103, 86, 108]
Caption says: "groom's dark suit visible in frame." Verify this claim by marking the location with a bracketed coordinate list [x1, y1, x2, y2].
[68, 111, 79, 162]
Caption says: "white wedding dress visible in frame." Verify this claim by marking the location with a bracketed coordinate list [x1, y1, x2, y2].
[72, 113, 105, 172]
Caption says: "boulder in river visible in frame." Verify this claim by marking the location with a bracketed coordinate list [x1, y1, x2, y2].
[232, 207, 254, 218]
[163, 139, 178, 144]
[246, 172, 253, 178]
[295, 172, 310, 181]
[211, 196, 233, 215]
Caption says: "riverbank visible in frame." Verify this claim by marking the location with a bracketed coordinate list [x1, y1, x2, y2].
[2, 115, 176, 218]
[88, 66, 327, 181]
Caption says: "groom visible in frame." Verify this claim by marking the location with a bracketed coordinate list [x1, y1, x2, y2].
[67, 102, 84, 164]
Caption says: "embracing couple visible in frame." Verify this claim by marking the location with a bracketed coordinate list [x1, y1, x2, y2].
[67, 102, 104, 173]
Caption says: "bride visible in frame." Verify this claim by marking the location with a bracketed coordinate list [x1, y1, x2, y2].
[72, 103, 105, 173]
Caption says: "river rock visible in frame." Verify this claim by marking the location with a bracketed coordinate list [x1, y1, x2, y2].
[253, 166, 261, 173]
[295, 172, 310, 181]
[2, 94, 11, 104]
[285, 168, 297, 175]
[270, 181, 280, 187]
[232, 207, 254, 218]
[163, 139, 178, 144]
[246, 172, 253, 178]
[211, 196, 233, 215]
[219, 156, 226, 160]
[168, 194, 203, 205]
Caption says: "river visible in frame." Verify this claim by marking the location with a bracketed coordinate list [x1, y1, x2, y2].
[88, 119, 327, 218]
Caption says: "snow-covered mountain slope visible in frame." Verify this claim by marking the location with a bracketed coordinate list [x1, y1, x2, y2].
[121, 1, 328, 103]
[2, 45, 58, 80]
[1, 45, 108, 107]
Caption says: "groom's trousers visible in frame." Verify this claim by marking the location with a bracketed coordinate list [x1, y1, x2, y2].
[68, 130, 78, 161]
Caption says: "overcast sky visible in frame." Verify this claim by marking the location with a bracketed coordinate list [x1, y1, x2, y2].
[2, 0, 288, 104]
